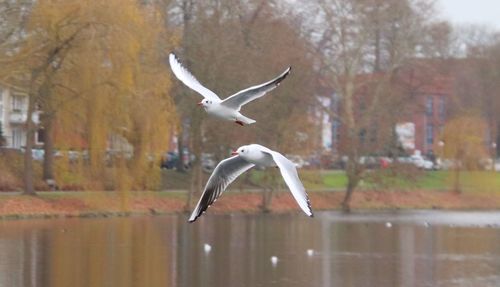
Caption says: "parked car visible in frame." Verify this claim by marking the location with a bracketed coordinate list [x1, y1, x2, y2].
[286, 155, 308, 168]
[410, 154, 434, 170]
[201, 153, 216, 173]
[20, 148, 63, 161]
[160, 151, 179, 169]
[359, 156, 379, 169]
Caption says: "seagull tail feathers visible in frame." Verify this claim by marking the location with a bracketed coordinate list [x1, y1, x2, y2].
[238, 115, 256, 125]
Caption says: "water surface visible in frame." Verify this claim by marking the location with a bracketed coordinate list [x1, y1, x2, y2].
[0, 210, 499, 287]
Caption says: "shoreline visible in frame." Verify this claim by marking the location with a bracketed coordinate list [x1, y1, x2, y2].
[0, 189, 499, 221]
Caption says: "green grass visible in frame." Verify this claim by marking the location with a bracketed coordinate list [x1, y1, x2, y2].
[160, 167, 500, 193]
[310, 170, 500, 193]
[317, 170, 348, 189]
[415, 171, 448, 190]
[247, 169, 346, 190]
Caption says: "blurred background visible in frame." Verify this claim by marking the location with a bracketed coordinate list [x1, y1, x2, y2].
[0, 0, 498, 212]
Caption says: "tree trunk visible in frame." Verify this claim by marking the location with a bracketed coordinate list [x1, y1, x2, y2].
[341, 78, 359, 213]
[176, 127, 186, 172]
[184, 115, 203, 212]
[260, 187, 274, 213]
[341, 180, 355, 213]
[185, 161, 202, 212]
[23, 90, 36, 196]
[42, 114, 54, 181]
[453, 149, 463, 194]
[342, 161, 360, 213]
[453, 165, 461, 194]
[260, 171, 278, 213]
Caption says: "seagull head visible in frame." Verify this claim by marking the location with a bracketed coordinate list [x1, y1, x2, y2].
[232, 145, 250, 157]
[198, 99, 213, 108]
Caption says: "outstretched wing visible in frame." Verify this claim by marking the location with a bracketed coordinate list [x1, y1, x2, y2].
[169, 53, 220, 101]
[262, 149, 313, 217]
[221, 67, 291, 111]
[189, 156, 254, 222]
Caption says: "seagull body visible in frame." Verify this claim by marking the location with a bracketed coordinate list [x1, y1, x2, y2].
[188, 144, 314, 222]
[169, 53, 291, 126]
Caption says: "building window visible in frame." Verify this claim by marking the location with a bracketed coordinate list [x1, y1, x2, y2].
[359, 128, 367, 144]
[11, 94, 25, 112]
[426, 124, 434, 146]
[359, 99, 366, 112]
[36, 128, 45, 144]
[331, 93, 339, 114]
[439, 97, 445, 121]
[12, 127, 24, 148]
[332, 120, 340, 144]
[426, 96, 433, 117]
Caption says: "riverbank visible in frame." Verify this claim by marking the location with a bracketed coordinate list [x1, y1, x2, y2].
[1, 189, 500, 220]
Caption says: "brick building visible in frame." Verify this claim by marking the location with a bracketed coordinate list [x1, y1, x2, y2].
[318, 63, 453, 158]
[396, 69, 453, 156]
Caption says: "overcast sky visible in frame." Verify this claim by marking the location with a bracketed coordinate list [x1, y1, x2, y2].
[438, 0, 500, 29]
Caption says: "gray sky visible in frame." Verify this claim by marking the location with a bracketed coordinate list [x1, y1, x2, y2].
[438, 0, 500, 29]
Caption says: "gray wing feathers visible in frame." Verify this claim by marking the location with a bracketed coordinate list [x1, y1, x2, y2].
[169, 53, 220, 101]
[265, 150, 314, 217]
[221, 66, 291, 110]
[188, 156, 254, 222]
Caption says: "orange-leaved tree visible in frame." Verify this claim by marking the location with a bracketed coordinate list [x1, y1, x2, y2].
[441, 115, 488, 193]
[14, 0, 177, 195]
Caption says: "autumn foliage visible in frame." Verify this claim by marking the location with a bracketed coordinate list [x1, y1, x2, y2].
[2, 0, 178, 192]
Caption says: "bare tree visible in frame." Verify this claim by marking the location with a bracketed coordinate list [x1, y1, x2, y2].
[302, 0, 437, 211]
[167, 0, 317, 211]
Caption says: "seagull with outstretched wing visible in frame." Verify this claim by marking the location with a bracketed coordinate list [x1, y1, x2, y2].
[169, 53, 291, 126]
[189, 144, 314, 222]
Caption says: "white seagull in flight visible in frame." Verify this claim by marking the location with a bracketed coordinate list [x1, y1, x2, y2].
[188, 144, 314, 222]
[169, 53, 291, 126]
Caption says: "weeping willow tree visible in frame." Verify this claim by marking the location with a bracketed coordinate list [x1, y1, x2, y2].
[441, 115, 488, 193]
[19, 0, 177, 194]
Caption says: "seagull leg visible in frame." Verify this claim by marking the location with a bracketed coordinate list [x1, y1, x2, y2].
[235, 121, 244, 126]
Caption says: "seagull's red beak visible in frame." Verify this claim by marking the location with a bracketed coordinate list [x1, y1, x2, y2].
[231, 150, 238, 156]
[197, 101, 203, 106]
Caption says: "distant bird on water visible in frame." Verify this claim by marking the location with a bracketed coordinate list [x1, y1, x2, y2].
[188, 144, 314, 222]
[169, 53, 291, 126]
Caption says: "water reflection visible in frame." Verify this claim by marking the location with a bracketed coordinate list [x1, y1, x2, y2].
[0, 211, 499, 287]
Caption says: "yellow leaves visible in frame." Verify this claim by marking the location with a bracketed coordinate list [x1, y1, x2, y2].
[441, 114, 488, 170]
[20, 0, 178, 191]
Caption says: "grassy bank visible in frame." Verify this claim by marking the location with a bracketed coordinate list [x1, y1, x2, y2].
[1, 167, 499, 220]
[176, 169, 500, 192]
[1, 187, 500, 220]
[305, 170, 500, 193]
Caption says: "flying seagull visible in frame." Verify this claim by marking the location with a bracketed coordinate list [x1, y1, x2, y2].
[169, 53, 291, 126]
[188, 144, 313, 222]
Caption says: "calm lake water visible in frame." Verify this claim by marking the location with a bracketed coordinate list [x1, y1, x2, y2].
[0, 210, 499, 287]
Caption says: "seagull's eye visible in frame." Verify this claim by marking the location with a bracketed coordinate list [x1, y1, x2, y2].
[241, 149, 245, 153]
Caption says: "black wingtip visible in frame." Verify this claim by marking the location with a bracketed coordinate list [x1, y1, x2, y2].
[275, 67, 291, 86]
[284, 66, 292, 77]
[169, 52, 181, 63]
[188, 214, 200, 223]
